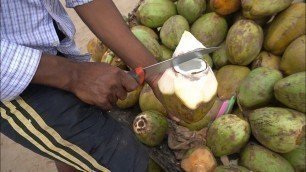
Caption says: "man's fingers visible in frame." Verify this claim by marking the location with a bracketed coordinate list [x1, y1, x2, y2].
[116, 87, 127, 100]
[121, 71, 138, 92]
[107, 93, 118, 105]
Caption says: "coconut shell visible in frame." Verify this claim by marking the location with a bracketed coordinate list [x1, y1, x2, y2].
[160, 45, 173, 62]
[191, 12, 228, 47]
[212, 42, 230, 69]
[216, 65, 250, 100]
[177, 0, 206, 24]
[100, 49, 127, 70]
[116, 85, 142, 109]
[264, 3, 306, 55]
[206, 114, 251, 157]
[241, 0, 293, 19]
[280, 35, 306, 75]
[160, 69, 217, 123]
[251, 51, 281, 70]
[274, 72, 306, 113]
[160, 15, 190, 50]
[202, 54, 214, 68]
[139, 83, 166, 115]
[131, 25, 159, 41]
[179, 98, 223, 131]
[238, 67, 283, 109]
[158, 31, 218, 124]
[132, 27, 162, 61]
[137, 0, 177, 28]
[181, 146, 217, 172]
[282, 138, 306, 172]
[249, 107, 305, 153]
[226, 19, 263, 66]
[87, 37, 108, 62]
[210, 0, 241, 16]
[239, 143, 294, 172]
[133, 110, 169, 147]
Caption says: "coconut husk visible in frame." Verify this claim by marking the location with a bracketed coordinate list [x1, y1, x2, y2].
[168, 122, 208, 160]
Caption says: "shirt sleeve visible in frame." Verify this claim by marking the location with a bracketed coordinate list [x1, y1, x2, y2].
[65, 0, 93, 8]
[1, 39, 42, 101]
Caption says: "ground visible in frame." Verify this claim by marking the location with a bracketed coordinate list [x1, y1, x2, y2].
[0, 0, 138, 171]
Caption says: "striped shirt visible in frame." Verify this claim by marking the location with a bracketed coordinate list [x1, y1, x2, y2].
[1, 0, 92, 101]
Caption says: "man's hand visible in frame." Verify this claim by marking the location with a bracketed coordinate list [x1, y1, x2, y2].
[31, 54, 138, 111]
[71, 62, 138, 110]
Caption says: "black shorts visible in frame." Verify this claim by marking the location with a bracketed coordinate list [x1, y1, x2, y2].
[1, 84, 149, 172]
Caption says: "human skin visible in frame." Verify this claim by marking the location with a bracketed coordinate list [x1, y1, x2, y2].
[31, 0, 161, 110]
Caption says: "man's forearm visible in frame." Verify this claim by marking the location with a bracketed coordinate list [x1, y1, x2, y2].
[74, 0, 158, 69]
[31, 54, 77, 92]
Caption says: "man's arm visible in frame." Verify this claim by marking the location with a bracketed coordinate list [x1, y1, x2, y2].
[73, 0, 159, 83]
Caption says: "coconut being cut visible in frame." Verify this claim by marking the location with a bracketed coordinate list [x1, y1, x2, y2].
[158, 31, 218, 124]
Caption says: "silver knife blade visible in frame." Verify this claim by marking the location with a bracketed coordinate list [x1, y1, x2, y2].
[143, 47, 220, 78]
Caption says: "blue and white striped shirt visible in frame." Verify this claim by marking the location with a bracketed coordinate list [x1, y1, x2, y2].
[1, 0, 92, 101]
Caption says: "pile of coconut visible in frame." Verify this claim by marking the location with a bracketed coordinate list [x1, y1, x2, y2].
[87, 0, 305, 171]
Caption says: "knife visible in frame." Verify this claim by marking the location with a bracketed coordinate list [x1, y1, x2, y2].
[128, 46, 220, 85]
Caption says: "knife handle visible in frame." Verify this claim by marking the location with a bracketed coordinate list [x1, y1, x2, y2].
[128, 67, 145, 85]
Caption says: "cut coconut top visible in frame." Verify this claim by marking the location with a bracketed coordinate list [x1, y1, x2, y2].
[172, 31, 207, 58]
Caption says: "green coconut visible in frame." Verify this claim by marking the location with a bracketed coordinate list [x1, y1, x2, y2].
[282, 138, 306, 172]
[240, 143, 295, 172]
[251, 51, 281, 70]
[116, 85, 142, 109]
[238, 67, 283, 109]
[160, 15, 190, 50]
[132, 27, 162, 61]
[137, 0, 177, 28]
[191, 12, 228, 47]
[249, 107, 305, 153]
[202, 54, 213, 68]
[177, 0, 206, 24]
[87, 37, 108, 62]
[241, 0, 293, 19]
[274, 72, 306, 113]
[179, 98, 223, 131]
[216, 65, 250, 100]
[280, 35, 306, 75]
[226, 19, 263, 66]
[100, 49, 127, 70]
[206, 114, 251, 157]
[158, 31, 218, 123]
[214, 165, 249, 172]
[181, 146, 217, 172]
[131, 25, 159, 41]
[212, 42, 230, 69]
[133, 110, 168, 147]
[160, 45, 174, 61]
[264, 3, 306, 55]
[139, 83, 166, 115]
[233, 10, 271, 27]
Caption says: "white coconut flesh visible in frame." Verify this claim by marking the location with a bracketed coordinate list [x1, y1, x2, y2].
[157, 31, 218, 110]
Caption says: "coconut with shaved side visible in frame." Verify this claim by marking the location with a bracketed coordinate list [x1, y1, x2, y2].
[133, 110, 168, 147]
[158, 31, 218, 124]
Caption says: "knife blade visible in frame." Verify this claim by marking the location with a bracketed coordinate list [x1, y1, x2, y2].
[128, 46, 220, 85]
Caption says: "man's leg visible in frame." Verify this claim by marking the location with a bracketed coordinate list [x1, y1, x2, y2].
[0, 84, 148, 172]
